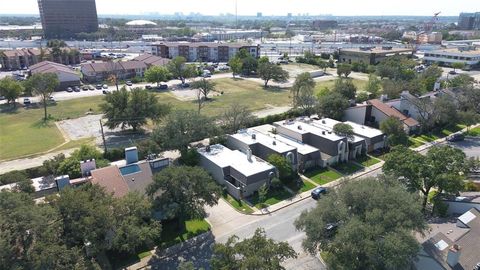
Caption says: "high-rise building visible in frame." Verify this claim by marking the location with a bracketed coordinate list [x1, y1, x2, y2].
[37, 0, 98, 38]
[458, 12, 480, 30]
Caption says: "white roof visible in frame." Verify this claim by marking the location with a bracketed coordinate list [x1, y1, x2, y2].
[126, 20, 157, 26]
[198, 144, 274, 177]
[434, 240, 449, 251]
[31, 176, 57, 192]
[275, 119, 344, 141]
[458, 210, 477, 225]
[344, 121, 384, 138]
[250, 124, 319, 155]
[231, 129, 296, 154]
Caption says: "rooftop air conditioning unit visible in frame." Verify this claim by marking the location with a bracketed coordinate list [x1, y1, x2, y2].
[252, 134, 256, 140]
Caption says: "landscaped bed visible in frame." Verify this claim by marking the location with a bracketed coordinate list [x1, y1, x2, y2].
[304, 167, 342, 185]
[222, 193, 254, 214]
[249, 187, 294, 209]
[158, 219, 210, 248]
[465, 126, 480, 137]
[285, 178, 316, 193]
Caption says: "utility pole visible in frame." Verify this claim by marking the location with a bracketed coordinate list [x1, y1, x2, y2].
[99, 119, 107, 153]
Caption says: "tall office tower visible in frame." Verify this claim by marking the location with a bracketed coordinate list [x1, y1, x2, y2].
[37, 0, 98, 38]
[458, 12, 480, 30]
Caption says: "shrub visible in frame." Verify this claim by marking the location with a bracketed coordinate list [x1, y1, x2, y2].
[270, 177, 283, 191]
[210, 135, 227, 146]
[179, 148, 200, 166]
[0, 170, 29, 185]
[104, 148, 124, 162]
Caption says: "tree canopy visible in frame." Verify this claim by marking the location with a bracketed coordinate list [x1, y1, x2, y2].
[291, 72, 316, 112]
[221, 103, 255, 134]
[257, 61, 289, 87]
[144, 66, 171, 86]
[380, 116, 408, 146]
[316, 92, 349, 120]
[332, 123, 354, 140]
[24, 73, 59, 120]
[333, 78, 357, 100]
[336, 63, 352, 78]
[167, 56, 197, 84]
[0, 77, 23, 107]
[228, 56, 243, 78]
[295, 176, 426, 270]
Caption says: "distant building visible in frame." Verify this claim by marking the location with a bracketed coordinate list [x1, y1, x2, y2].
[0, 47, 80, 71]
[132, 54, 170, 67]
[37, 0, 98, 38]
[195, 30, 266, 42]
[29, 61, 81, 90]
[338, 46, 413, 65]
[458, 12, 480, 30]
[423, 47, 480, 69]
[312, 20, 338, 30]
[81, 61, 147, 83]
[151, 42, 260, 62]
[257, 12, 262, 18]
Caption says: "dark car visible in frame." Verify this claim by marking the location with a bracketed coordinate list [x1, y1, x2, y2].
[447, 133, 465, 142]
[82, 85, 89, 91]
[126, 81, 133, 86]
[311, 187, 327, 200]
[180, 83, 190, 88]
[74, 86, 81, 92]
[88, 85, 95, 91]
[145, 85, 152, 90]
[96, 84, 102, 90]
[449, 70, 457, 75]
[102, 90, 110, 94]
[158, 84, 168, 90]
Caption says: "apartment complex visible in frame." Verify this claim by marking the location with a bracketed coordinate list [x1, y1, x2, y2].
[423, 47, 480, 69]
[0, 48, 80, 71]
[338, 46, 413, 65]
[29, 61, 81, 90]
[458, 12, 480, 30]
[37, 0, 98, 38]
[81, 61, 147, 83]
[151, 42, 260, 62]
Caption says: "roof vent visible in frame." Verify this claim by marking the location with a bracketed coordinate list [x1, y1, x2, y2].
[297, 125, 302, 130]
[273, 141, 276, 145]
[322, 131, 326, 135]
[131, 177, 135, 182]
[322, 120, 326, 124]
[252, 134, 256, 140]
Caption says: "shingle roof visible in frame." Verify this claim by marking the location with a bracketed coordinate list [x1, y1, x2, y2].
[133, 53, 170, 66]
[91, 166, 129, 198]
[368, 99, 419, 127]
[30, 61, 77, 76]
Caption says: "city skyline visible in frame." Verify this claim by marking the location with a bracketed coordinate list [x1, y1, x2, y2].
[2, 0, 479, 16]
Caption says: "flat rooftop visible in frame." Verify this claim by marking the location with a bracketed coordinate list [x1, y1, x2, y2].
[231, 129, 296, 154]
[198, 144, 274, 177]
[340, 47, 412, 54]
[275, 119, 345, 141]
[250, 124, 319, 155]
[427, 48, 480, 56]
[309, 119, 365, 143]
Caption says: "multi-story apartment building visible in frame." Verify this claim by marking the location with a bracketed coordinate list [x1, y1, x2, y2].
[0, 48, 81, 71]
[458, 12, 480, 30]
[37, 0, 98, 38]
[151, 42, 260, 62]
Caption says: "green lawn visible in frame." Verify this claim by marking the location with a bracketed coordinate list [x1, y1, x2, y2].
[285, 179, 316, 193]
[412, 124, 466, 144]
[465, 126, 480, 136]
[332, 162, 364, 175]
[313, 78, 368, 95]
[357, 155, 381, 167]
[222, 194, 254, 214]
[304, 167, 342, 185]
[249, 187, 293, 209]
[408, 137, 426, 148]
[158, 219, 210, 248]
[0, 96, 104, 161]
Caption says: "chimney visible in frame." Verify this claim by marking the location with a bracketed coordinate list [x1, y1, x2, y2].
[125, 147, 139, 165]
[246, 147, 252, 162]
[80, 159, 96, 177]
[55, 175, 71, 191]
[273, 141, 276, 145]
[447, 244, 462, 267]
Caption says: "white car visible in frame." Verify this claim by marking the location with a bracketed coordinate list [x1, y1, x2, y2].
[102, 84, 108, 89]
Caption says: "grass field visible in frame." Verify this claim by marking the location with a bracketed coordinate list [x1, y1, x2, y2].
[158, 219, 210, 248]
[222, 193, 254, 214]
[250, 187, 293, 209]
[357, 155, 381, 167]
[285, 178, 316, 193]
[332, 162, 364, 175]
[0, 96, 103, 160]
[304, 167, 342, 185]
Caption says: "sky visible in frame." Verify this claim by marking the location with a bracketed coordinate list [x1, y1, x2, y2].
[1, 0, 479, 16]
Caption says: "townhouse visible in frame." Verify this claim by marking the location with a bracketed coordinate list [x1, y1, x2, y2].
[0, 47, 81, 71]
[81, 61, 147, 83]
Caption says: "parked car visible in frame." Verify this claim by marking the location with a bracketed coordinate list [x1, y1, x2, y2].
[66, 87, 73, 92]
[102, 90, 110, 94]
[311, 187, 327, 200]
[88, 85, 95, 91]
[23, 98, 31, 105]
[180, 83, 190, 88]
[102, 84, 108, 89]
[449, 70, 457, 75]
[48, 96, 55, 102]
[447, 133, 465, 142]
[126, 81, 133, 86]
[82, 85, 89, 91]
[0, 96, 5, 100]
[74, 86, 81, 92]
[158, 84, 168, 90]
[96, 84, 102, 90]
[145, 85, 152, 90]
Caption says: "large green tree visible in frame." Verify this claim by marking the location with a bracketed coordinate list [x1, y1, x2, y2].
[383, 145, 469, 211]
[316, 92, 349, 120]
[100, 87, 170, 131]
[364, 74, 381, 98]
[333, 78, 357, 100]
[167, 56, 197, 84]
[380, 116, 408, 146]
[211, 228, 297, 270]
[291, 72, 316, 112]
[332, 123, 354, 140]
[257, 61, 289, 87]
[144, 65, 171, 87]
[222, 102, 255, 134]
[336, 63, 352, 78]
[228, 56, 243, 78]
[25, 73, 59, 120]
[267, 154, 294, 182]
[147, 166, 221, 226]
[295, 176, 426, 270]
[0, 77, 23, 107]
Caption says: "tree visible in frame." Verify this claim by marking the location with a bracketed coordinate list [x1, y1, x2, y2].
[105, 60, 120, 91]
[100, 87, 170, 131]
[383, 145, 469, 211]
[295, 176, 426, 270]
[0, 77, 23, 107]
[451, 62, 465, 72]
[211, 228, 297, 270]
[152, 110, 217, 153]
[332, 123, 354, 140]
[144, 66, 171, 87]
[167, 56, 197, 84]
[449, 73, 475, 88]
[336, 63, 351, 78]
[317, 92, 349, 120]
[191, 78, 216, 113]
[257, 61, 289, 87]
[419, 65, 442, 93]
[25, 73, 59, 120]
[364, 74, 381, 98]
[43, 153, 66, 176]
[267, 154, 294, 182]
[333, 78, 357, 100]
[317, 60, 329, 72]
[222, 102, 255, 133]
[356, 92, 370, 103]
[376, 55, 416, 81]
[0, 170, 29, 185]
[228, 57, 243, 78]
[380, 116, 408, 146]
[291, 72, 316, 112]
[57, 145, 109, 178]
[111, 192, 161, 254]
[147, 166, 221, 227]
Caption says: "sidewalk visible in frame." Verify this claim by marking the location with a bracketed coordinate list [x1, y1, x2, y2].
[251, 160, 384, 215]
[413, 124, 479, 153]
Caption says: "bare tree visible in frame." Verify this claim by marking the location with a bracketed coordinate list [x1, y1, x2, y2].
[222, 103, 256, 133]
